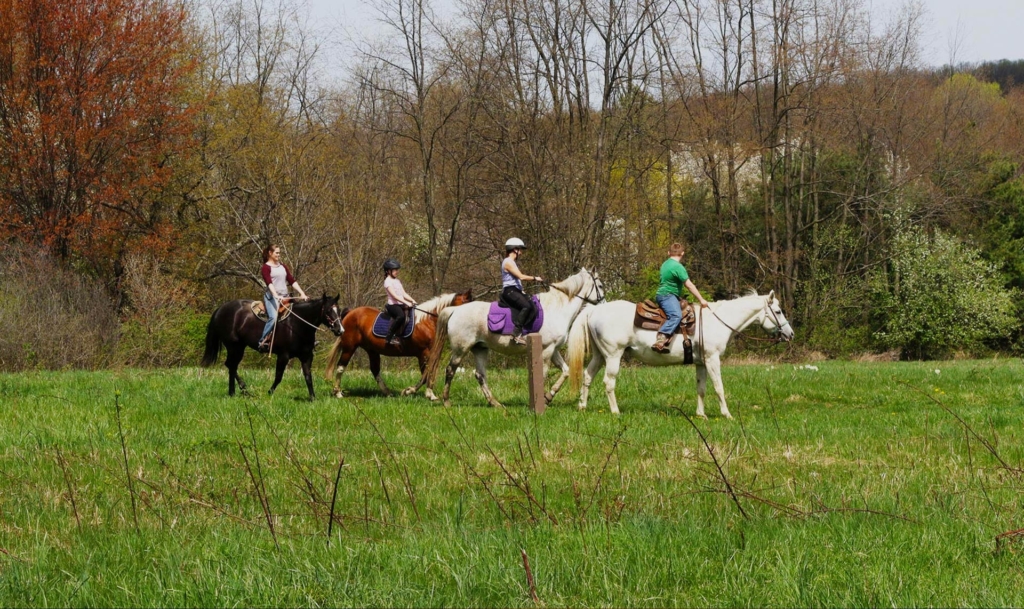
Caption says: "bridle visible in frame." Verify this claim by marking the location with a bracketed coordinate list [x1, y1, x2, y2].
[289, 300, 344, 335]
[704, 296, 791, 345]
[762, 298, 792, 340]
[547, 268, 605, 305]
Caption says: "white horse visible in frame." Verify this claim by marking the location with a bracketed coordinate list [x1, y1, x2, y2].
[567, 291, 794, 417]
[425, 268, 605, 407]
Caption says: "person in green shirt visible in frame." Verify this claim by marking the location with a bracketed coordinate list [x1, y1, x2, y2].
[653, 242, 709, 353]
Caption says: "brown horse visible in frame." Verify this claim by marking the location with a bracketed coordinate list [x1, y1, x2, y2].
[325, 290, 473, 399]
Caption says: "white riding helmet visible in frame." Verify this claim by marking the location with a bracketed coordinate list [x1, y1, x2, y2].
[505, 237, 527, 251]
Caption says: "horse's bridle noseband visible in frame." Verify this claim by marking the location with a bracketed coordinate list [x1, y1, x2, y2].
[763, 298, 792, 341]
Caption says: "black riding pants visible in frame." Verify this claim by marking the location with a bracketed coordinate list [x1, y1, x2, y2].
[500, 286, 536, 333]
[385, 304, 407, 340]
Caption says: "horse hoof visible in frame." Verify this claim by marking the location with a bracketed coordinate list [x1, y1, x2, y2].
[333, 391, 345, 398]
[577, 404, 587, 411]
[696, 413, 708, 420]
[443, 400, 452, 408]
[401, 387, 415, 396]
[544, 392, 553, 403]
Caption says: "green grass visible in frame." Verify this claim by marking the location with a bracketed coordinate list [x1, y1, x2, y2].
[1, 359, 1023, 606]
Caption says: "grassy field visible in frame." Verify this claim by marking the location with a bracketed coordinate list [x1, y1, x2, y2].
[1, 358, 1023, 606]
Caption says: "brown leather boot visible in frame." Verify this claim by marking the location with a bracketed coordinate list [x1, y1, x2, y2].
[652, 333, 671, 353]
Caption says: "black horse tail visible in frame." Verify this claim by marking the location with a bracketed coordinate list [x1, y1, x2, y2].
[324, 307, 352, 382]
[200, 312, 221, 367]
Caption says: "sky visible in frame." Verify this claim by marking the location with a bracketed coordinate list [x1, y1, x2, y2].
[306, 0, 1024, 83]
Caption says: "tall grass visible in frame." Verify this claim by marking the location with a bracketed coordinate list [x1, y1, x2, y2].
[0, 360, 1022, 606]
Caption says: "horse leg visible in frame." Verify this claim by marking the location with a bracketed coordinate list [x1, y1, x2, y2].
[544, 348, 570, 404]
[369, 352, 392, 397]
[332, 349, 354, 398]
[705, 353, 731, 419]
[225, 346, 245, 396]
[603, 353, 623, 415]
[269, 354, 288, 395]
[471, 346, 503, 409]
[578, 351, 605, 411]
[301, 354, 315, 401]
[695, 363, 708, 419]
[402, 350, 430, 398]
[441, 349, 465, 408]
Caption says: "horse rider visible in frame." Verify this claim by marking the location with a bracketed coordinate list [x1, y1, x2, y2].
[383, 258, 418, 346]
[258, 244, 308, 353]
[652, 242, 709, 354]
[501, 237, 544, 345]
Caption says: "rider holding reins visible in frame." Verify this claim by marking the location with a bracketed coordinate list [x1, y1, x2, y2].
[383, 258, 417, 346]
[258, 244, 308, 353]
[652, 242, 709, 354]
[501, 238, 543, 346]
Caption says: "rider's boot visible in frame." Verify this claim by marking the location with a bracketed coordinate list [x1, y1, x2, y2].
[511, 327, 527, 346]
[652, 333, 672, 353]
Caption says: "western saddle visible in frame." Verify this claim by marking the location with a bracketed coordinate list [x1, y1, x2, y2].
[634, 298, 696, 337]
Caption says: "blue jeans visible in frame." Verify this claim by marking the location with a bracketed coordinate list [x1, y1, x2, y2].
[259, 292, 280, 343]
[656, 294, 682, 334]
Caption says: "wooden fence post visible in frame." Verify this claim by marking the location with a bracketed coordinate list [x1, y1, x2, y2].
[527, 334, 545, 414]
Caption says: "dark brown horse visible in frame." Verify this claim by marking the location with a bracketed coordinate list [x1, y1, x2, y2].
[324, 290, 472, 399]
[201, 294, 345, 399]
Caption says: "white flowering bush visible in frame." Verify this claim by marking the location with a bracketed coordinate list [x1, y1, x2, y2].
[873, 227, 1018, 358]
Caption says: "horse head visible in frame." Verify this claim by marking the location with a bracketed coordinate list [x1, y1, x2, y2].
[454, 288, 473, 306]
[320, 293, 345, 336]
[577, 267, 606, 305]
[760, 290, 794, 342]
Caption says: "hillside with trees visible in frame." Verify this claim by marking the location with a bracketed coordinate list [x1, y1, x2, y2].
[1, 0, 1023, 367]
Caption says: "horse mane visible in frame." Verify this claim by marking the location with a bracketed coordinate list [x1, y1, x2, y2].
[547, 270, 585, 303]
[414, 292, 458, 324]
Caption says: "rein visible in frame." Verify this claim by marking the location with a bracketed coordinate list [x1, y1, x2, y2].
[704, 300, 788, 345]
[286, 302, 341, 333]
[542, 269, 604, 305]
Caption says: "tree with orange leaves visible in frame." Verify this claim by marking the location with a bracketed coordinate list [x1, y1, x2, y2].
[0, 0, 199, 283]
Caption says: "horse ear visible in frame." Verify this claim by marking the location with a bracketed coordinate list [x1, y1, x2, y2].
[333, 293, 340, 302]
[767, 289, 775, 301]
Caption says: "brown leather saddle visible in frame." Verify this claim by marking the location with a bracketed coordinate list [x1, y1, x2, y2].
[634, 298, 696, 337]
[250, 300, 293, 323]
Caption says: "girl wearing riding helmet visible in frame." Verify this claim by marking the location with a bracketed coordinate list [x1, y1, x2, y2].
[258, 244, 308, 352]
[383, 258, 417, 346]
[501, 238, 544, 345]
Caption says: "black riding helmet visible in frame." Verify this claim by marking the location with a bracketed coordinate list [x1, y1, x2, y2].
[383, 258, 401, 272]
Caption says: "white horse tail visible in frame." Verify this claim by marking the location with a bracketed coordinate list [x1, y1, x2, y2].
[568, 305, 594, 392]
[423, 306, 456, 388]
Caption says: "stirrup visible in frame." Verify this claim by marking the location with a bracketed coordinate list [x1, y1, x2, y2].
[511, 333, 527, 346]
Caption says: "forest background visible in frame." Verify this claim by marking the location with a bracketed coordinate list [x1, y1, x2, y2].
[2, 0, 1024, 369]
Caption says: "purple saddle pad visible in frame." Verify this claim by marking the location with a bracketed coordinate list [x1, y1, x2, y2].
[372, 311, 415, 339]
[487, 296, 544, 335]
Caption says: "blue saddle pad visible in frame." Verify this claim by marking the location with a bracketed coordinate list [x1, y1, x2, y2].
[372, 311, 415, 339]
